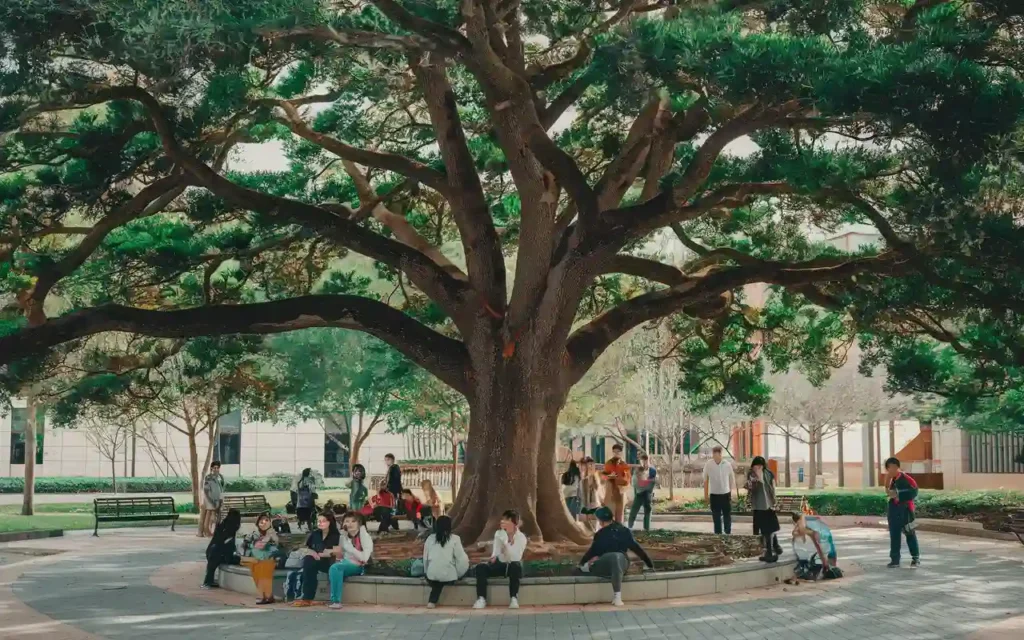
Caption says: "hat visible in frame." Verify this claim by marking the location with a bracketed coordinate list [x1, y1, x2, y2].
[594, 506, 614, 523]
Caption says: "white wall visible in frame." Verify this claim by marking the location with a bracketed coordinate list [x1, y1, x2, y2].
[762, 420, 920, 464]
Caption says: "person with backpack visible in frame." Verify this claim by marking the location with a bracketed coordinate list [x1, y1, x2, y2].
[884, 457, 921, 568]
[423, 515, 470, 608]
[294, 468, 317, 532]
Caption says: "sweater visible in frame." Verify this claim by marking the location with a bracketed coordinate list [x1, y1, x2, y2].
[603, 458, 631, 487]
[490, 529, 528, 563]
[423, 533, 470, 582]
[385, 464, 403, 496]
[746, 469, 776, 511]
[579, 522, 654, 568]
[340, 526, 373, 565]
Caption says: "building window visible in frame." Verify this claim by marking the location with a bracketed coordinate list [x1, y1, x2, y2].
[323, 414, 350, 478]
[215, 410, 242, 465]
[591, 436, 605, 462]
[10, 407, 45, 465]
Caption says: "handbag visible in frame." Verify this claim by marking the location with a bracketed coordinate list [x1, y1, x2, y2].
[410, 558, 425, 577]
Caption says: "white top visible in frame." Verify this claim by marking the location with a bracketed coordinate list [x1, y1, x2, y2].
[340, 526, 374, 565]
[490, 529, 528, 563]
[703, 459, 735, 495]
[561, 477, 580, 499]
[423, 533, 470, 583]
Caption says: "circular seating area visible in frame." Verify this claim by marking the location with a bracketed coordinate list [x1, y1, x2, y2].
[217, 555, 796, 606]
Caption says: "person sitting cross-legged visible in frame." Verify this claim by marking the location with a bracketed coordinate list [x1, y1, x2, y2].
[326, 512, 373, 609]
[472, 509, 528, 610]
[578, 506, 655, 606]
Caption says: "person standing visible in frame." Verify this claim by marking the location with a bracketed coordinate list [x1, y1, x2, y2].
[579, 457, 602, 532]
[199, 461, 225, 538]
[703, 446, 736, 534]
[884, 457, 921, 568]
[472, 510, 527, 610]
[627, 454, 656, 531]
[562, 460, 582, 519]
[602, 443, 632, 523]
[578, 506, 655, 606]
[384, 453, 402, 531]
[294, 468, 317, 532]
[746, 456, 782, 562]
[349, 463, 369, 512]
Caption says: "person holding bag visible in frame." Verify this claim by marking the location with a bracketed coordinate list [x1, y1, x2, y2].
[422, 516, 470, 608]
[746, 456, 782, 562]
[240, 513, 280, 605]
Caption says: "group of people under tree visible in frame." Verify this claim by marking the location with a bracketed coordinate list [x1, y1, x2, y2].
[561, 443, 657, 532]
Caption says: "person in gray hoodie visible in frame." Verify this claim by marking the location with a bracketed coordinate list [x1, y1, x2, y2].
[745, 456, 782, 562]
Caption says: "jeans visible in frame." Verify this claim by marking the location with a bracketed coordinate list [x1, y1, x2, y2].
[590, 552, 629, 592]
[709, 493, 732, 534]
[328, 560, 364, 603]
[565, 497, 581, 518]
[475, 561, 522, 599]
[428, 579, 453, 604]
[888, 516, 920, 564]
[628, 491, 652, 531]
[301, 555, 334, 601]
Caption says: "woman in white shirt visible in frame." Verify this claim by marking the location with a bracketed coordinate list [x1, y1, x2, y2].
[561, 460, 582, 518]
[422, 515, 469, 608]
[326, 512, 374, 609]
[472, 509, 528, 609]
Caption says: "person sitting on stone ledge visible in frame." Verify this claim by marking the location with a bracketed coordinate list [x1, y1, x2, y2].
[369, 482, 397, 534]
[240, 513, 280, 605]
[473, 509, 528, 610]
[201, 508, 241, 589]
[401, 489, 426, 530]
[327, 512, 374, 609]
[292, 513, 341, 607]
[423, 515, 469, 609]
[578, 506, 654, 607]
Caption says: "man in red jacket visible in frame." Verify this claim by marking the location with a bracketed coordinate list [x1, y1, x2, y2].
[885, 457, 920, 568]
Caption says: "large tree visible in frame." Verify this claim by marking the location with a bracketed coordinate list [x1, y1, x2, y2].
[1, 1, 1023, 542]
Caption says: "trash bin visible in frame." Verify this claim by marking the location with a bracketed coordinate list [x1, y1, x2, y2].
[798, 467, 804, 483]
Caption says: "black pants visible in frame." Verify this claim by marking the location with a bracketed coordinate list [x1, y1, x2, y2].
[475, 561, 522, 599]
[428, 579, 453, 604]
[296, 507, 314, 531]
[373, 506, 393, 533]
[709, 493, 732, 534]
[301, 555, 333, 601]
[204, 541, 236, 585]
[628, 491, 652, 530]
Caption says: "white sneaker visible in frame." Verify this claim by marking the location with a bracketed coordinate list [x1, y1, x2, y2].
[472, 597, 487, 609]
[328, 602, 343, 610]
[426, 602, 436, 609]
[612, 593, 624, 607]
[508, 597, 519, 609]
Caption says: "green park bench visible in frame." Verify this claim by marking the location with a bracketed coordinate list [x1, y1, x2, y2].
[774, 494, 809, 515]
[220, 494, 271, 519]
[93, 496, 179, 536]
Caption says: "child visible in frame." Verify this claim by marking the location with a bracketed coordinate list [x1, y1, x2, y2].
[371, 482, 396, 533]
[401, 489, 425, 530]
[472, 509, 528, 610]
[327, 512, 373, 609]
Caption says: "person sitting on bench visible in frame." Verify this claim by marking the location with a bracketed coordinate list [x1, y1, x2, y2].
[578, 506, 654, 607]
[401, 489, 425, 530]
[370, 482, 396, 533]
[202, 508, 241, 589]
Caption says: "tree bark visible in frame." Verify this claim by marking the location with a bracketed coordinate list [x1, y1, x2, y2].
[815, 437, 823, 475]
[889, 419, 896, 457]
[875, 419, 883, 482]
[188, 427, 200, 512]
[450, 410, 459, 501]
[837, 425, 845, 487]
[21, 398, 37, 516]
[807, 433, 818, 490]
[111, 456, 117, 494]
[131, 424, 137, 477]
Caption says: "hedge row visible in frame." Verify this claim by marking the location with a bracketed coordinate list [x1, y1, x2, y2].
[654, 490, 1024, 520]
[0, 475, 294, 494]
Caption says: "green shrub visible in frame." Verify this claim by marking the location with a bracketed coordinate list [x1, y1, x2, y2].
[0, 475, 295, 495]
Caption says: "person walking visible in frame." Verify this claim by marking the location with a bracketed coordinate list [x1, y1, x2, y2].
[199, 461, 224, 538]
[746, 456, 782, 562]
[578, 506, 655, 606]
[884, 457, 921, 568]
[627, 454, 656, 531]
[703, 446, 736, 534]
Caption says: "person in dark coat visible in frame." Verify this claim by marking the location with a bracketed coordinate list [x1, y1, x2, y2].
[884, 457, 921, 568]
[384, 453, 402, 531]
[202, 508, 241, 588]
[578, 506, 654, 606]
[746, 456, 782, 562]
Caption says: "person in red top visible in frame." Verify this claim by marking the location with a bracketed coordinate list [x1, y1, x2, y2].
[885, 457, 920, 568]
[370, 482, 396, 534]
[400, 489, 426, 530]
[602, 444, 632, 523]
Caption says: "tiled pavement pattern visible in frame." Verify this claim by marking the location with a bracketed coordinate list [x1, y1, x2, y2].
[6, 527, 1024, 640]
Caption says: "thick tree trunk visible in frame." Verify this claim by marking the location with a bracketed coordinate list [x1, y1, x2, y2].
[21, 400, 37, 516]
[451, 360, 588, 545]
[837, 426, 845, 487]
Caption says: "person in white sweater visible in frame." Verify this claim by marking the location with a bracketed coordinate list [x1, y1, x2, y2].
[422, 516, 470, 608]
[473, 509, 528, 609]
[327, 512, 374, 609]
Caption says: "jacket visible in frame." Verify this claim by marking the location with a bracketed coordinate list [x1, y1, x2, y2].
[203, 473, 224, 503]
[603, 458, 631, 487]
[579, 522, 654, 568]
[423, 533, 470, 582]
[385, 464, 403, 496]
[340, 526, 373, 565]
[746, 469, 776, 511]
[490, 529, 528, 563]
[887, 472, 919, 526]
[349, 478, 368, 511]
[633, 466, 657, 495]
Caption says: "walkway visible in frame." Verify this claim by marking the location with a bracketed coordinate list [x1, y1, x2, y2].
[2, 526, 1023, 639]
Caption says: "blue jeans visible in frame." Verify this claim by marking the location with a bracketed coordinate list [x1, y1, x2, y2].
[565, 497, 581, 518]
[329, 560, 364, 603]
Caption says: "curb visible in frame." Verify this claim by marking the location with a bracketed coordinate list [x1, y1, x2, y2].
[0, 529, 64, 543]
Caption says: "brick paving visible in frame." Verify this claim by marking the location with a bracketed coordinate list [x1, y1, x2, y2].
[2, 526, 1023, 639]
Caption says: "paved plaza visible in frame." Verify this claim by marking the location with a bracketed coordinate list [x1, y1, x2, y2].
[1, 525, 1022, 640]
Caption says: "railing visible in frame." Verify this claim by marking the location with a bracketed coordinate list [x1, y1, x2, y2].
[369, 463, 464, 491]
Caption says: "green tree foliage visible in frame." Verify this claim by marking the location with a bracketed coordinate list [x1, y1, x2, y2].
[0, 0, 1023, 539]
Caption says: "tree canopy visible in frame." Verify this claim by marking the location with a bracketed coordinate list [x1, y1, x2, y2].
[2, 0, 1024, 539]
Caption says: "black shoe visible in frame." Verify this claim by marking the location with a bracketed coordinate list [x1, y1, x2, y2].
[765, 555, 778, 563]
[887, 561, 900, 568]
[773, 543, 784, 555]
[910, 558, 920, 568]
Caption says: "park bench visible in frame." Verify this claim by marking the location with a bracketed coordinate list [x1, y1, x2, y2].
[93, 496, 179, 536]
[220, 494, 271, 519]
[775, 494, 810, 515]
[1009, 508, 1024, 545]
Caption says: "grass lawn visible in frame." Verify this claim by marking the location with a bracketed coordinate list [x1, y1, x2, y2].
[0, 513, 197, 533]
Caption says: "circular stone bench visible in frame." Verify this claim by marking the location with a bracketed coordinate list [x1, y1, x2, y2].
[218, 555, 796, 606]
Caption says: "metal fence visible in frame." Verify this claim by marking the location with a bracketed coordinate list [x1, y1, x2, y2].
[967, 433, 1024, 474]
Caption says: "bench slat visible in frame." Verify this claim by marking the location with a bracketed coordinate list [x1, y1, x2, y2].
[93, 497, 178, 536]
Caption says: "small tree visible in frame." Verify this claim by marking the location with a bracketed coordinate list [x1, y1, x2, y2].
[80, 415, 129, 493]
